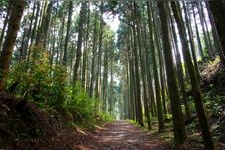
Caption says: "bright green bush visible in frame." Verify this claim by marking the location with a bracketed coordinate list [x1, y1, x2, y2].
[8, 45, 113, 126]
[64, 82, 96, 123]
[97, 111, 114, 122]
[8, 46, 67, 108]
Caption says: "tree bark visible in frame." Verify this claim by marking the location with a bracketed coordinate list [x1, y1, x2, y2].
[35, 1, 54, 47]
[130, 4, 144, 126]
[169, 10, 191, 122]
[89, 10, 98, 97]
[147, 1, 164, 132]
[209, 1, 225, 65]
[73, 2, 87, 83]
[63, 1, 73, 66]
[158, 1, 187, 145]
[171, 2, 214, 149]
[0, 3, 11, 52]
[0, 0, 26, 90]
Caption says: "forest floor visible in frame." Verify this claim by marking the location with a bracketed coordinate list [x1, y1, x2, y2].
[76, 120, 170, 150]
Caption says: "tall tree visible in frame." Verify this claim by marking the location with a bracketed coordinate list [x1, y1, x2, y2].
[82, 2, 90, 89]
[183, 2, 200, 80]
[131, 2, 144, 127]
[63, 1, 73, 65]
[198, 2, 213, 60]
[0, 0, 26, 90]
[89, 10, 98, 97]
[169, 10, 191, 122]
[95, 2, 104, 100]
[0, 2, 10, 52]
[147, 1, 164, 132]
[137, 2, 152, 130]
[73, 2, 87, 83]
[192, 3, 204, 58]
[209, 1, 225, 65]
[158, 1, 187, 145]
[171, 2, 214, 149]
[35, 1, 54, 47]
[30, 1, 40, 46]
[205, 1, 223, 62]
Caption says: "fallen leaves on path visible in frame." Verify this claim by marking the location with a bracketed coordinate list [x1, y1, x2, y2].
[77, 120, 170, 150]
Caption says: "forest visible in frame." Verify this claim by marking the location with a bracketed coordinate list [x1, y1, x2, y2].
[0, 0, 225, 149]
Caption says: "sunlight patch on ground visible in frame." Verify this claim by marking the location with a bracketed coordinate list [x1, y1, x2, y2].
[94, 124, 107, 130]
[77, 128, 88, 135]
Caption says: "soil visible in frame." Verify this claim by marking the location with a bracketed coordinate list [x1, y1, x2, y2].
[77, 120, 170, 150]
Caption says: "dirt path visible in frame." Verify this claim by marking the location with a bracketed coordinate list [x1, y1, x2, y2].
[77, 120, 170, 150]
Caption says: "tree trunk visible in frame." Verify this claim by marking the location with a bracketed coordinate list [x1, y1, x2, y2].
[130, 8, 144, 126]
[197, 2, 212, 60]
[171, 2, 214, 149]
[63, 1, 73, 66]
[23, 2, 36, 60]
[192, 3, 204, 58]
[169, 10, 191, 122]
[137, 3, 152, 130]
[73, 2, 87, 83]
[35, 1, 54, 47]
[0, 0, 26, 90]
[147, 1, 164, 132]
[209, 1, 225, 65]
[82, 2, 90, 89]
[205, 1, 224, 63]
[95, 2, 104, 101]
[102, 40, 109, 111]
[158, 1, 187, 145]
[199, 2, 213, 60]
[0, 3, 11, 52]
[30, 1, 40, 47]
[89, 10, 98, 97]
[183, 2, 200, 80]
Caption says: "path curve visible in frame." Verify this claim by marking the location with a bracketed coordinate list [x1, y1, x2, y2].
[77, 120, 170, 150]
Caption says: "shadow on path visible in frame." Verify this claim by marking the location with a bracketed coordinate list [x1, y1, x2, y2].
[77, 120, 170, 150]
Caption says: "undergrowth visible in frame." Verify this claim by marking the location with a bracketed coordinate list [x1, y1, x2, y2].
[4, 46, 114, 139]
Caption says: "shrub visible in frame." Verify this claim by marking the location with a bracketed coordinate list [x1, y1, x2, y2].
[8, 46, 67, 108]
[64, 82, 96, 123]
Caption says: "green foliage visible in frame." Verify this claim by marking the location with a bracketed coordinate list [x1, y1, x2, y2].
[158, 131, 174, 143]
[64, 82, 114, 128]
[64, 82, 96, 123]
[163, 114, 173, 122]
[8, 46, 67, 108]
[7, 45, 113, 129]
[97, 111, 114, 122]
[49, 65, 67, 107]
[0, 0, 8, 9]
[207, 56, 221, 68]
[129, 120, 138, 125]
